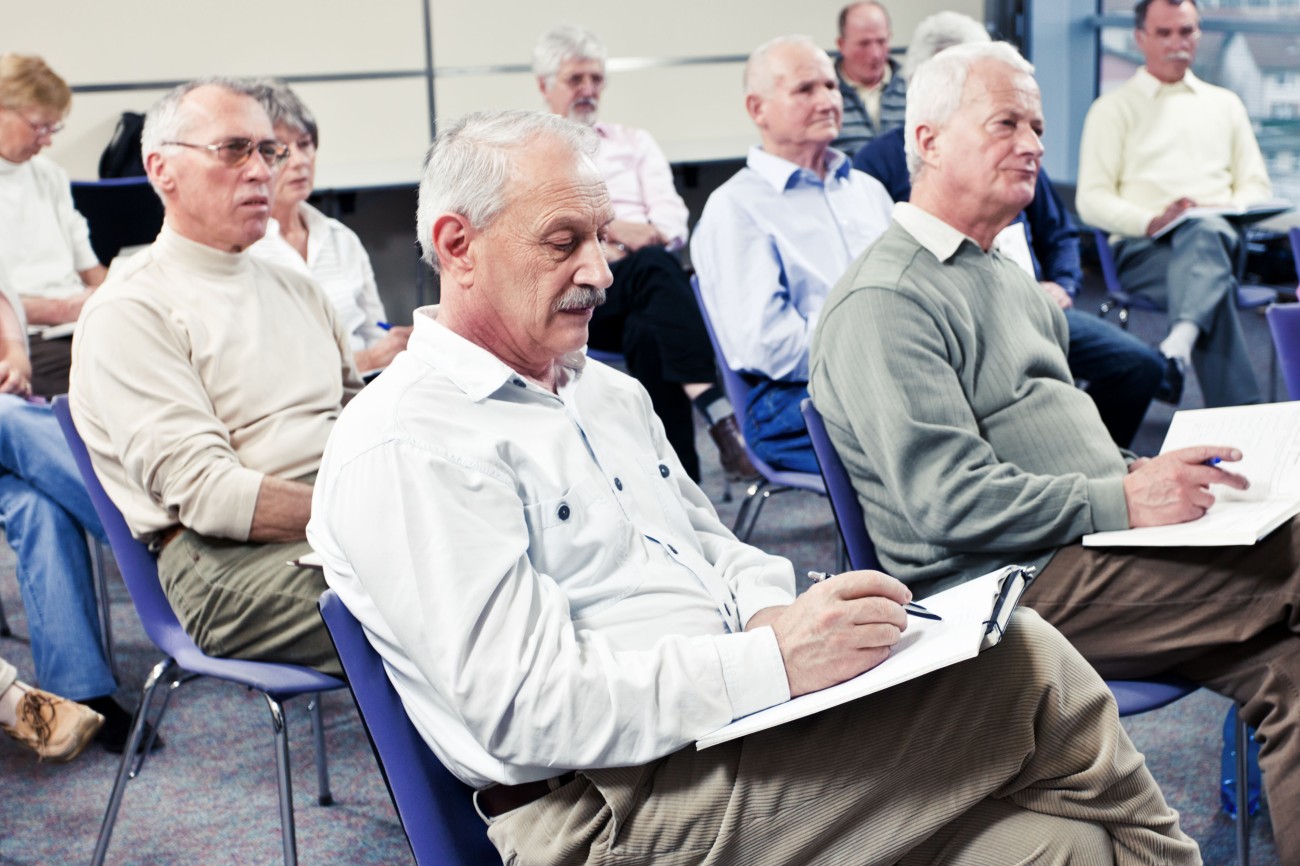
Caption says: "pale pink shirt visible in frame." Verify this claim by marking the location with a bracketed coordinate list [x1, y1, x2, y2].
[593, 122, 689, 251]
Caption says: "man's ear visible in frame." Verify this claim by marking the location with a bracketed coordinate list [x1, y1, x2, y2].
[913, 121, 940, 171]
[537, 76, 550, 99]
[430, 213, 478, 288]
[745, 92, 765, 126]
[145, 151, 175, 195]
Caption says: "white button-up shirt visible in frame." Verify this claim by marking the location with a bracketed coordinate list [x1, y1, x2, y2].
[309, 308, 793, 788]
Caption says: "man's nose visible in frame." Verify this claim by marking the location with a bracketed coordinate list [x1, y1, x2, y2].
[583, 239, 614, 289]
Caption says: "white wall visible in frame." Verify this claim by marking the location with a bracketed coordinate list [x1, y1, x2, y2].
[11, 0, 981, 182]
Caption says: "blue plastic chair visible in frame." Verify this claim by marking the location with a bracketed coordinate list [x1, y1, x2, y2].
[799, 398, 1252, 864]
[52, 397, 344, 866]
[319, 590, 501, 865]
[1266, 303, 1300, 400]
[1093, 228, 1277, 328]
[689, 275, 825, 542]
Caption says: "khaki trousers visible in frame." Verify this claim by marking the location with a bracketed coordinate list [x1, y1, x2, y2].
[1028, 518, 1300, 863]
[157, 529, 339, 677]
[486, 610, 1199, 866]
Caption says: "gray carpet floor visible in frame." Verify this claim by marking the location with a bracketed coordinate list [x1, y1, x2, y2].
[0, 268, 1286, 864]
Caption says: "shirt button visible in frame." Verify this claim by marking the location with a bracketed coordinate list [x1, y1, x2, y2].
[614, 477, 623, 491]
[557, 503, 570, 521]
[658, 464, 670, 478]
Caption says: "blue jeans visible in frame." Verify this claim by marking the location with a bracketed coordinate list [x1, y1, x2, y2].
[1063, 308, 1164, 449]
[0, 395, 113, 701]
[742, 379, 819, 475]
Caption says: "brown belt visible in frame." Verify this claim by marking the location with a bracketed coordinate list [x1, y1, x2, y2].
[477, 772, 577, 818]
[152, 525, 185, 552]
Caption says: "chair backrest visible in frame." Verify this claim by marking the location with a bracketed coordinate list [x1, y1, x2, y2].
[799, 399, 881, 571]
[51, 396, 206, 657]
[318, 590, 499, 866]
[688, 274, 755, 412]
[70, 176, 164, 264]
[1266, 303, 1300, 400]
[1290, 227, 1300, 281]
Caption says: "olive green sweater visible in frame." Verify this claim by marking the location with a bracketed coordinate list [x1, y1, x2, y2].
[809, 207, 1130, 597]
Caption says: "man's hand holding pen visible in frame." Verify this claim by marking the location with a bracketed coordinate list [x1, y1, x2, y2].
[746, 571, 912, 698]
[1123, 445, 1248, 527]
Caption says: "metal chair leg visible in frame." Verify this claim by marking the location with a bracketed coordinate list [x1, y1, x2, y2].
[1235, 708, 1252, 866]
[92, 657, 176, 866]
[265, 693, 299, 866]
[308, 693, 334, 806]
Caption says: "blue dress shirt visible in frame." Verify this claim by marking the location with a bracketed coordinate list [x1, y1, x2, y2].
[691, 146, 893, 382]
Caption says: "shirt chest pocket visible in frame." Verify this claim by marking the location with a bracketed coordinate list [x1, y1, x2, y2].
[521, 477, 634, 613]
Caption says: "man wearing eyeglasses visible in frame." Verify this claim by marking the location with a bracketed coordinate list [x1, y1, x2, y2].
[70, 78, 363, 676]
[1077, 0, 1273, 409]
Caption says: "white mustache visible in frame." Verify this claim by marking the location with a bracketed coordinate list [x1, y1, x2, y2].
[1165, 51, 1193, 62]
[554, 286, 606, 312]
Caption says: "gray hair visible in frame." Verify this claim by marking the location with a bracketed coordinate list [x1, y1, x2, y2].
[901, 12, 991, 80]
[141, 76, 265, 193]
[837, 2, 890, 38]
[744, 34, 825, 97]
[533, 25, 607, 88]
[250, 78, 319, 147]
[416, 109, 598, 272]
[904, 41, 1034, 179]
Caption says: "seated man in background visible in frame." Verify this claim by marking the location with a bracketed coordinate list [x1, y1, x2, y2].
[71, 78, 363, 676]
[693, 36, 892, 473]
[1077, 0, 1272, 408]
[0, 277, 137, 752]
[809, 42, 1299, 859]
[0, 54, 106, 397]
[854, 11, 1166, 447]
[534, 24, 754, 482]
[830, 2, 905, 156]
[310, 107, 1199, 866]
[248, 79, 412, 375]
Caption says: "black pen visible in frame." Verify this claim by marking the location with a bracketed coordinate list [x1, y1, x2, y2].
[806, 571, 943, 621]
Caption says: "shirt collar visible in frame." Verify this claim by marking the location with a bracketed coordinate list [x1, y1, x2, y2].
[892, 202, 972, 262]
[745, 145, 851, 193]
[408, 305, 587, 403]
[1133, 66, 1204, 97]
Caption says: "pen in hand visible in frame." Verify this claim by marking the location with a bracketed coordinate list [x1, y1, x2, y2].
[807, 571, 943, 621]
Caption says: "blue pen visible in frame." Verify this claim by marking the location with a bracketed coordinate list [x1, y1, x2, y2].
[807, 571, 943, 621]
[1205, 457, 1221, 466]
[376, 321, 392, 331]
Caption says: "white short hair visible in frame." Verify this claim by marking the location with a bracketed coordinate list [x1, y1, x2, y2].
[141, 76, 263, 194]
[744, 34, 824, 97]
[533, 25, 606, 88]
[416, 109, 598, 272]
[901, 12, 991, 80]
[904, 41, 1034, 179]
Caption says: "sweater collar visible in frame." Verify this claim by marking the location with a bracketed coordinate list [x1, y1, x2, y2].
[154, 224, 253, 278]
[1133, 66, 1205, 97]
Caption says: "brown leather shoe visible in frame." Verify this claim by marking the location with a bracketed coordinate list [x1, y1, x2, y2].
[708, 414, 760, 481]
[2, 686, 105, 763]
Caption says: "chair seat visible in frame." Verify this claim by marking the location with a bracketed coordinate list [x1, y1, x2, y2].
[1106, 677, 1199, 716]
